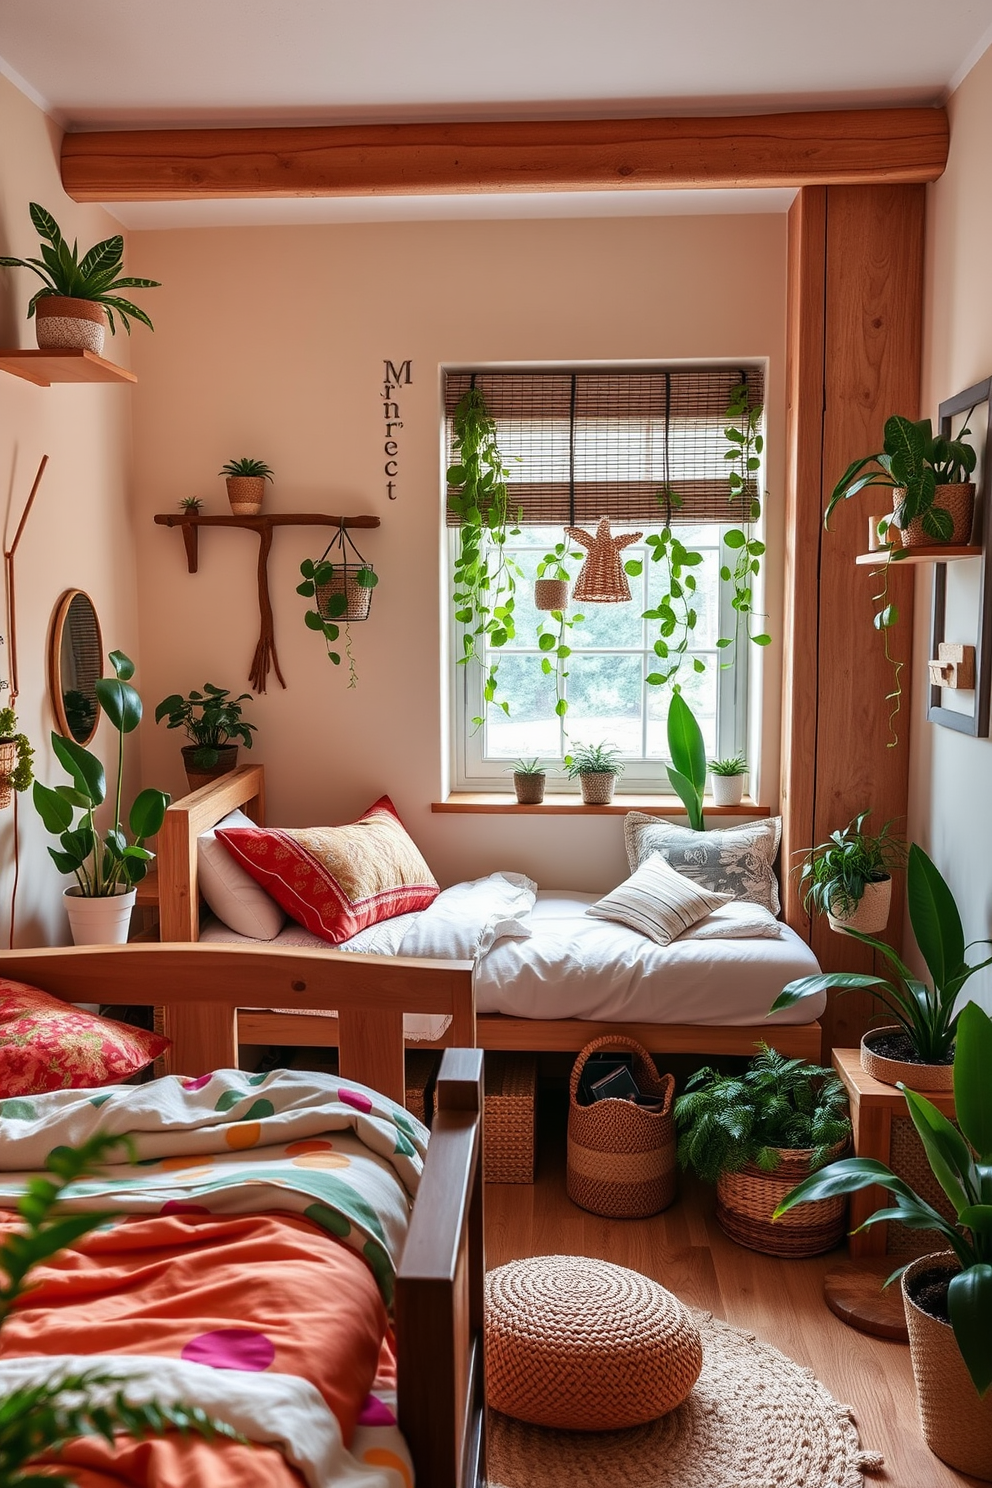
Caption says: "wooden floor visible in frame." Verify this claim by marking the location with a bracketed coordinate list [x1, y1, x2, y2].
[484, 1089, 984, 1488]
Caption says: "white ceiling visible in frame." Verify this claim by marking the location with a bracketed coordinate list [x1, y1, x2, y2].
[2, 0, 991, 228]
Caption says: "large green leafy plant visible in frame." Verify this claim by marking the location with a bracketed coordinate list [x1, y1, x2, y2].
[775, 1000, 992, 1397]
[0, 203, 160, 334]
[796, 810, 906, 919]
[826, 415, 976, 541]
[675, 1044, 850, 1185]
[666, 690, 707, 830]
[0, 1134, 239, 1486]
[155, 684, 256, 768]
[33, 652, 170, 896]
[772, 844, 992, 1064]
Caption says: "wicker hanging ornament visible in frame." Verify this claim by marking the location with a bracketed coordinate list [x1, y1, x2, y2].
[565, 517, 643, 603]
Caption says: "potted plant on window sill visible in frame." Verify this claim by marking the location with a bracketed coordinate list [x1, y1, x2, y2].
[795, 810, 906, 936]
[675, 1044, 851, 1257]
[0, 707, 34, 810]
[772, 844, 991, 1091]
[155, 683, 256, 792]
[509, 758, 547, 805]
[0, 202, 159, 355]
[827, 414, 977, 548]
[32, 651, 170, 945]
[775, 1000, 992, 1480]
[708, 753, 747, 808]
[565, 742, 624, 805]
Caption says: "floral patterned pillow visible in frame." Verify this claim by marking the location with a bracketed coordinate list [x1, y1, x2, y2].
[0, 980, 169, 1098]
[623, 813, 783, 916]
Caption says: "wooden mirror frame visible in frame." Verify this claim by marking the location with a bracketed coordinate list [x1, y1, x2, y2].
[48, 589, 103, 746]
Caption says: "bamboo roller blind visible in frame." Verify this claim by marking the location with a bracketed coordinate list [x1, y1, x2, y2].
[444, 366, 764, 527]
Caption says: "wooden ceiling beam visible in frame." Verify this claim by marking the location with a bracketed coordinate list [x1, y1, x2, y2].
[61, 108, 949, 201]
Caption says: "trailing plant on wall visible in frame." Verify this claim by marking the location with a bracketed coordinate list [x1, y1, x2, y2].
[626, 494, 706, 690]
[535, 538, 584, 722]
[718, 379, 770, 665]
[297, 556, 378, 687]
[447, 386, 521, 725]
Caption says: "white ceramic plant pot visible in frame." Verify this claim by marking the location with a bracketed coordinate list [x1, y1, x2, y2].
[826, 877, 891, 936]
[710, 774, 744, 807]
[64, 885, 136, 946]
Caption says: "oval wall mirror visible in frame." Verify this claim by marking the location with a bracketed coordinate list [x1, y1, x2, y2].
[49, 590, 103, 745]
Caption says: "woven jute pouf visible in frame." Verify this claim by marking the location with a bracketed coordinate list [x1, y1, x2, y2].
[485, 1255, 702, 1431]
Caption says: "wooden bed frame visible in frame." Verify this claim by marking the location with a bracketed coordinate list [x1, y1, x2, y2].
[0, 943, 485, 1488]
[149, 764, 823, 1064]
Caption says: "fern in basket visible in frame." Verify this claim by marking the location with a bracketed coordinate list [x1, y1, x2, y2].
[0, 1134, 241, 1487]
[674, 1045, 851, 1185]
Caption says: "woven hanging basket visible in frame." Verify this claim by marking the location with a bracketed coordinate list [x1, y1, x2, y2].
[894, 483, 975, 547]
[715, 1140, 849, 1257]
[534, 577, 569, 611]
[567, 1035, 676, 1219]
[0, 738, 17, 810]
[316, 565, 375, 623]
[565, 517, 642, 603]
[902, 1252, 992, 1481]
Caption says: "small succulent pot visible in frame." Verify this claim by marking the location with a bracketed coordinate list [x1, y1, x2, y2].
[826, 876, 891, 936]
[860, 1025, 954, 1092]
[513, 771, 546, 805]
[0, 738, 17, 811]
[225, 476, 266, 515]
[182, 743, 240, 794]
[34, 296, 106, 355]
[902, 1252, 992, 1480]
[710, 773, 744, 807]
[535, 578, 569, 611]
[316, 570, 374, 623]
[579, 772, 616, 806]
[895, 484, 975, 547]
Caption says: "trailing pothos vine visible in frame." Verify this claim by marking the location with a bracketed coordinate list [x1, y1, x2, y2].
[447, 387, 522, 725]
[535, 539, 584, 721]
[718, 379, 770, 664]
[626, 490, 705, 688]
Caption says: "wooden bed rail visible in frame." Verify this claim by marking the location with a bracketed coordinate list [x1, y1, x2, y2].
[0, 943, 475, 1107]
[397, 1048, 485, 1488]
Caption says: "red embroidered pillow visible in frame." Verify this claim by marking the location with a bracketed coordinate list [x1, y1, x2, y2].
[217, 796, 439, 945]
[0, 980, 170, 1097]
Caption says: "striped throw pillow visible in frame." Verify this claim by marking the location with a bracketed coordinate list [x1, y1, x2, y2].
[586, 854, 731, 945]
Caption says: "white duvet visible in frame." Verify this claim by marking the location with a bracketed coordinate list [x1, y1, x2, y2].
[201, 872, 823, 1031]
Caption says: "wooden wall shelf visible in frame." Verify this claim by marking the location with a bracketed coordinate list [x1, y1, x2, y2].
[154, 511, 380, 692]
[855, 544, 981, 565]
[0, 348, 137, 387]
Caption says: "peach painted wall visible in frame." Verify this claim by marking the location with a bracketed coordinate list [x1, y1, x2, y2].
[129, 212, 786, 893]
[0, 75, 140, 949]
[909, 40, 992, 1012]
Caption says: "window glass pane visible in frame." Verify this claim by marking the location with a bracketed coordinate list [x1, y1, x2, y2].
[565, 653, 643, 756]
[482, 651, 559, 760]
[645, 661, 718, 761]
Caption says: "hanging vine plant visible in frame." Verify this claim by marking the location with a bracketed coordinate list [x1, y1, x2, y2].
[297, 526, 378, 688]
[534, 538, 584, 721]
[627, 486, 706, 688]
[447, 385, 521, 725]
[718, 379, 770, 664]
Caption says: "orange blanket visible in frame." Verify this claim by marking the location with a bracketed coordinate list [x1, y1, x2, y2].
[0, 1209, 392, 1487]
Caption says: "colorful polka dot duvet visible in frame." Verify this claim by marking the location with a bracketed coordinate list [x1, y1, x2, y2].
[0, 1067, 429, 1487]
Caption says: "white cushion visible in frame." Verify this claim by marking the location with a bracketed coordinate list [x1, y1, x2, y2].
[585, 854, 730, 945]
[197, 808, 286, 941]
[675, 901, 784, 941]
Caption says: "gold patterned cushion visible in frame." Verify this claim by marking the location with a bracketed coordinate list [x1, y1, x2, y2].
[217, 796, 439, 944]
[0, 981, 168, 1097]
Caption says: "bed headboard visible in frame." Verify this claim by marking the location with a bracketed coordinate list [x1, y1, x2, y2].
[158, 763, 265, 941]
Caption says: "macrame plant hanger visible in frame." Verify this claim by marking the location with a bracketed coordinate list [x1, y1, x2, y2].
[565, 373, 642, 603]
[312, 522, 377, 625]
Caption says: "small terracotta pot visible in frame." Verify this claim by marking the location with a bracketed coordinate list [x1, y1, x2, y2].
[579, 772, 616, 805]
[902, 1252, 992, 1480]
[860, 1026, 954, 1092]
[182, 743, 239, 793]
[894, 484, 975, 547]
[827, 876, 891, 935]
[710, 774, 744, 807]
[513, 772, 546, 805]
[35, 296, 106, 354]
[0, 738, 17, 810]
[535, 578, 569, 611]
[226, 476, 266, 515]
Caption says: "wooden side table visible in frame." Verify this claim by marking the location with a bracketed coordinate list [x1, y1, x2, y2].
[832, 1047, 956, 1259]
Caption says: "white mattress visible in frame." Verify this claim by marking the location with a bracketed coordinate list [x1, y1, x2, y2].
[199, 887, 823, 1030]
[475, 891, 824, 1025]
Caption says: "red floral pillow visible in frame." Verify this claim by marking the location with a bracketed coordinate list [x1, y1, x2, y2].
[0, 980, 169, 1097]
[218, 795, 439, 944]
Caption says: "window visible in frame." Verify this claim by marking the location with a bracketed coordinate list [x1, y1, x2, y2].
[445, 367, 764, 792]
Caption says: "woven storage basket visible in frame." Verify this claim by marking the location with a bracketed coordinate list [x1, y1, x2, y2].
[715, 1140, 848, 1257]
[0, 739, 16, 810]
[902, 1252, 992, 1481]
[485, 1255, 702, 1431]
[316, 568, 373, 623]
[485, 1052, 537, 1183]
[567, 1036, 676, 1218]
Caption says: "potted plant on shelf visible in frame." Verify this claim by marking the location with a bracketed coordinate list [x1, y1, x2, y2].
[667, 691, 706, 829]
[0, 202, 159, 355]
[795, 810, 906, 935]
[771, 844, 991, 1091]
[775, 1000, 992, 1480]
[708, 753, 747, 808]
[32, 651, 170, 946]
[155, 683, 256, 792]
[565, 741, 624, 805]
[826, 414, 977, 548]
[675, 1044, 851, 1257]
[219, 457, 274, 516]
[510, 758, 547, 805]
[178, 495, 203, 514]
[0, 706, 34, 810]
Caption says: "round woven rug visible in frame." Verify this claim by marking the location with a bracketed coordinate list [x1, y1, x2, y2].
[488, 1310, 884, 1488]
